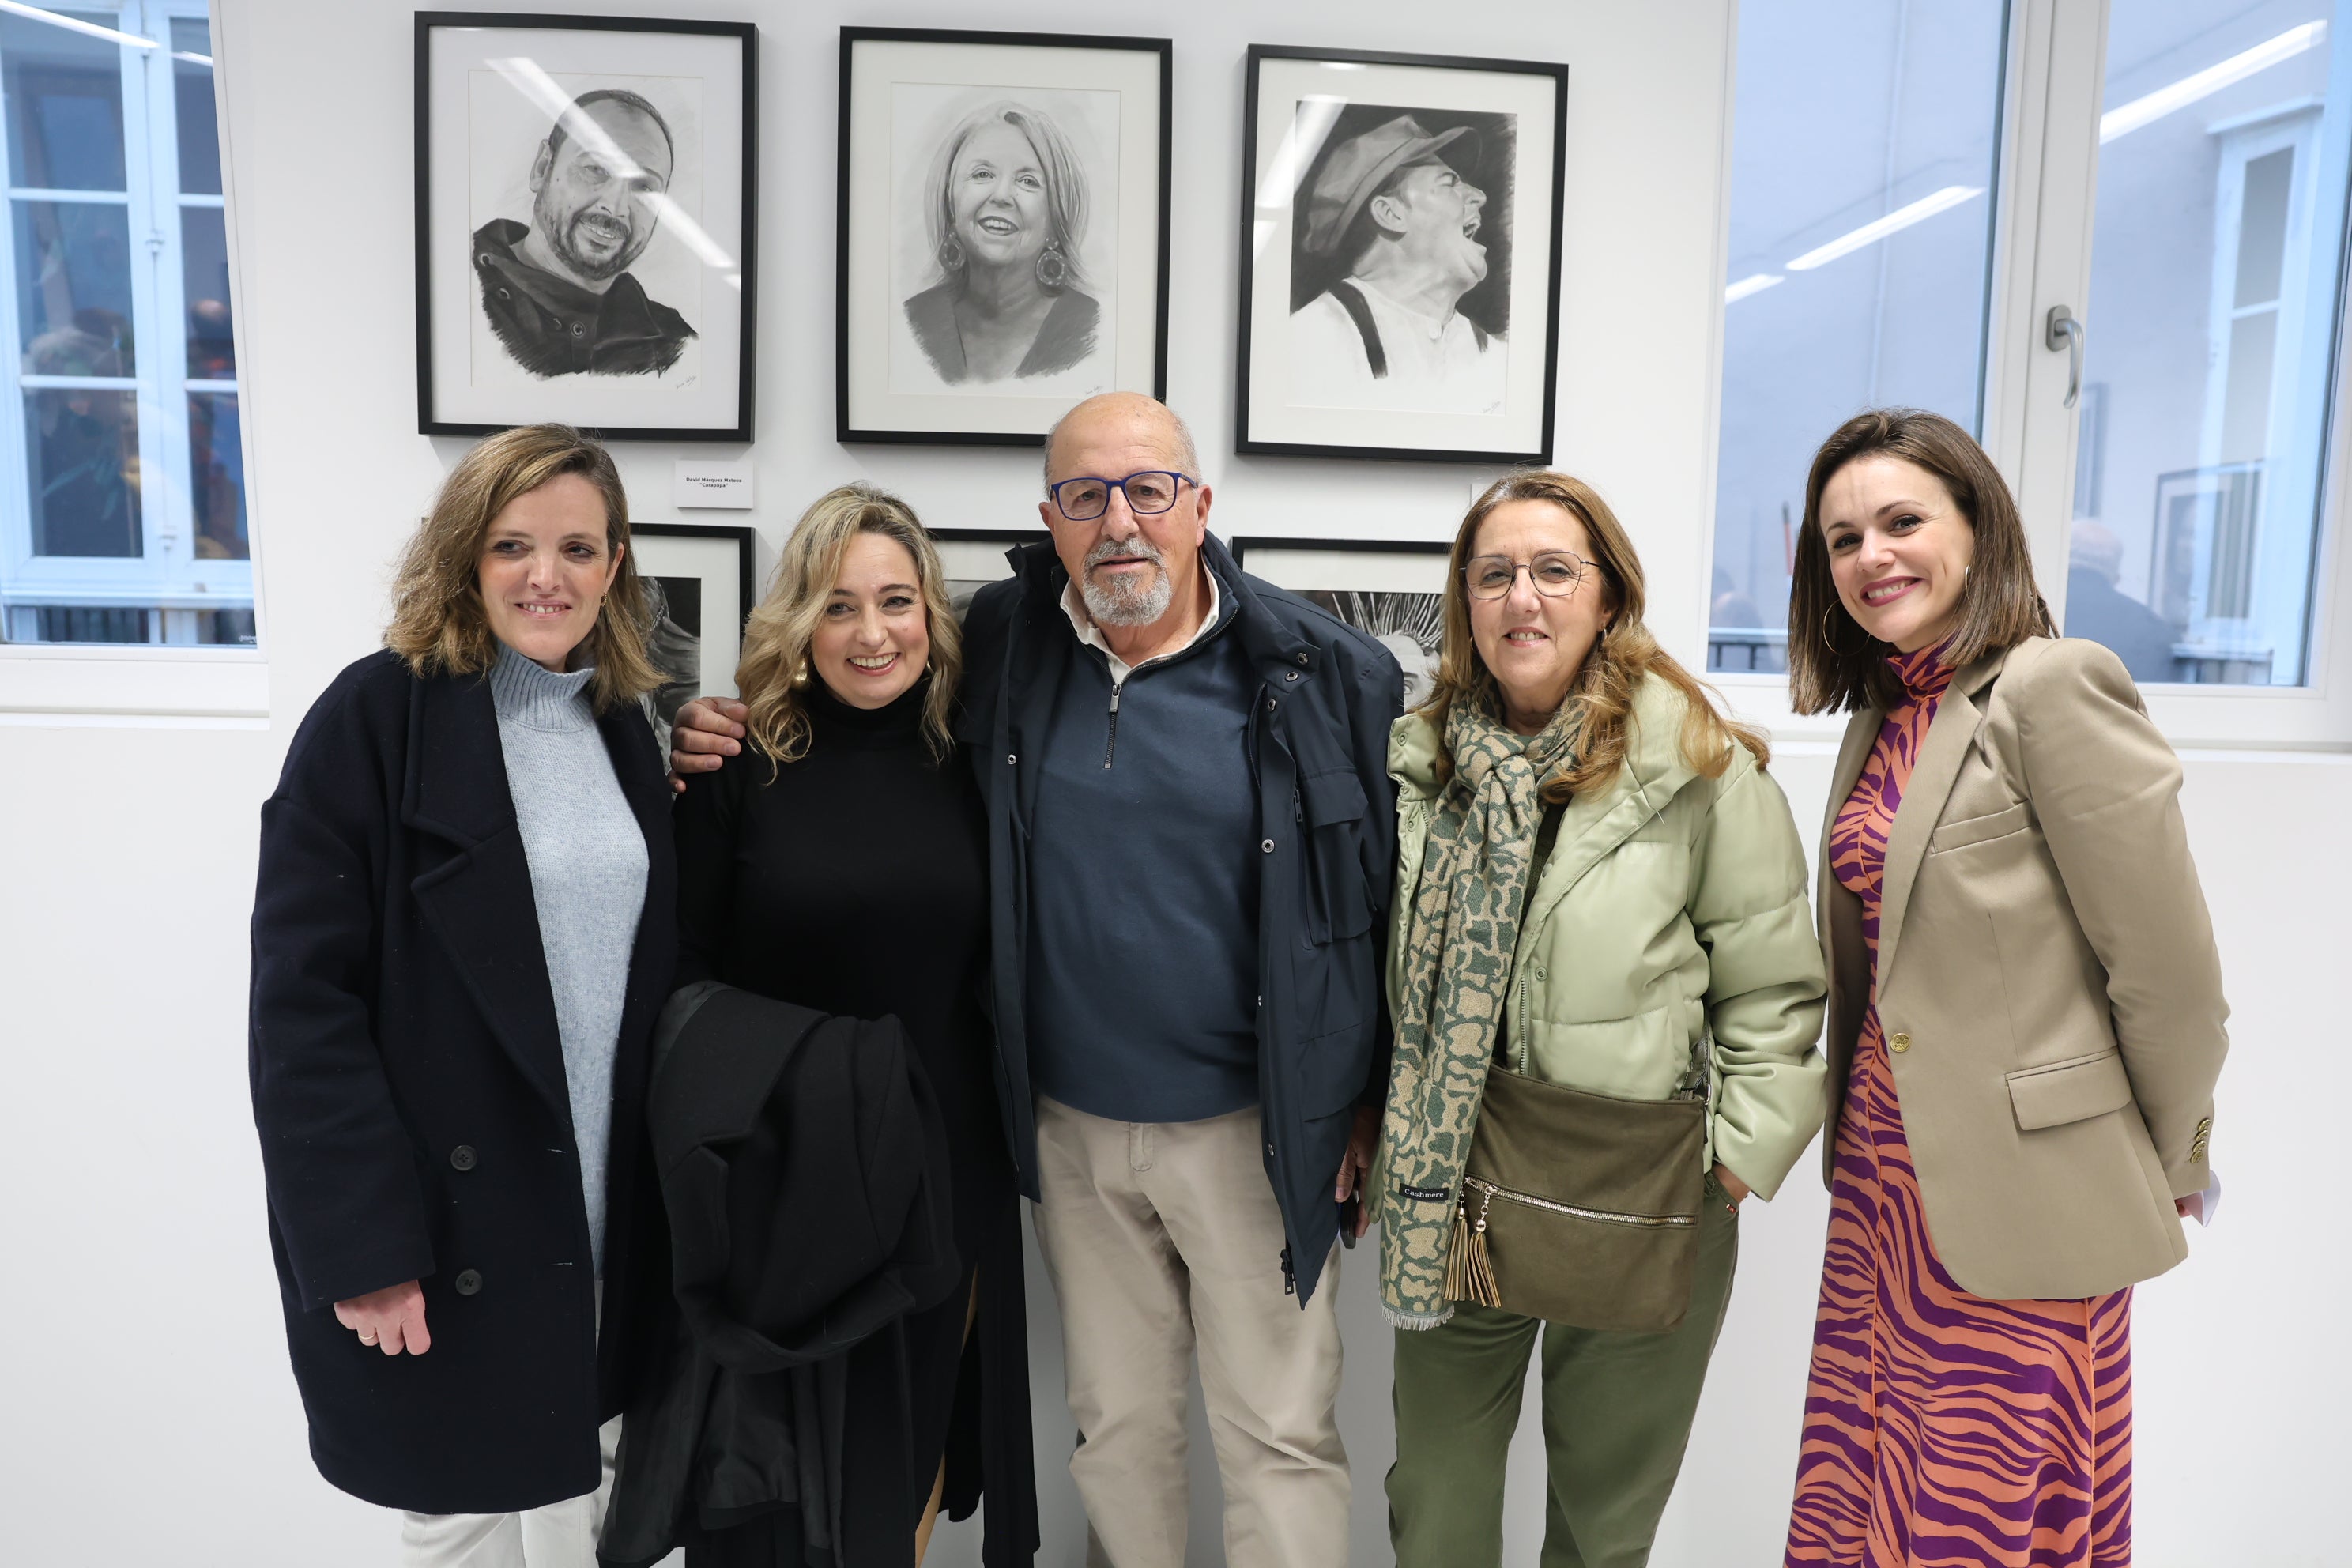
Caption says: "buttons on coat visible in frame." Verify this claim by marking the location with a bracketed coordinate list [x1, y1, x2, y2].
[1265, 697, 1278, 712]
[1261, 839, 1276, 854]
[454, 1269, 482, 1296]
[2191, 1115, 2212, 1161]
[1007, 753, 1017, 766]
[1285, 670, 1299, 682]
[1296, 653, 1310, 665]
[449, 1144, 477, 1172]
[1889, 1031, 1912, 1054]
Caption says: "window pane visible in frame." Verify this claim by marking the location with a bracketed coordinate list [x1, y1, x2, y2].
[13, 198, 136, 374]
[188, 390, 246, 560]
[182, 205, 234, 375]
[2067, 2, 2348, 687]
[1708, 2, 2009, 673]
[1, 12, 126, 191]
[171, 18, 220, 196]
[26, 386, 140, 556]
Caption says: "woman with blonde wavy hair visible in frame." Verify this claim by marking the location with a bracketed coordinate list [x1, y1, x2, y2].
[249, 424, 676, 1566]
[1375, 470, 1828, 1566]
[666, 482, 1036, 1565]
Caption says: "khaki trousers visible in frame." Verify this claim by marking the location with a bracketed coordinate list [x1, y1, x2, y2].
[1033, 1097, 1349, 1568]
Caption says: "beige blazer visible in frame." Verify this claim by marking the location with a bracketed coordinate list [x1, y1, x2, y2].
[1819, 636, 2228, 1299]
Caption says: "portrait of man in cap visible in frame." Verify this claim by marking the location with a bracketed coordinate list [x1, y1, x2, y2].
[472, 86, 698, 379]
[1287, 109, 1510, 414]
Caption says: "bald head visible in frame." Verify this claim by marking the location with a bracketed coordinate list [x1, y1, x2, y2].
[1042, 392, 1202, 489]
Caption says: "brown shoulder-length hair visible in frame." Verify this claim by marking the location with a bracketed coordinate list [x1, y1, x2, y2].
[1787, 408, 2056, 714]
[1423, 471, 1767, 802]
[735, 483, 962, 775]
[383, 424, 658, 714]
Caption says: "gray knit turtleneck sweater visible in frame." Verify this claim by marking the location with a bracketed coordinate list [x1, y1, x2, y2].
[488, 642, 648, 1277]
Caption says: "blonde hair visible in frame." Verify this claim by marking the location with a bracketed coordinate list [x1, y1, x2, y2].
[383, 424, 658, 714]
[736, 484, 962, 772]
[1423, 470, 1768, 801]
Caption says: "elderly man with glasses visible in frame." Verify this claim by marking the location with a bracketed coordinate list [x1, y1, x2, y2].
[669, 392, 1401, 1566]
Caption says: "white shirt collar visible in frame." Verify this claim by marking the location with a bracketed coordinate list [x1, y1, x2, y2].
[1058, 565, 1222, 685]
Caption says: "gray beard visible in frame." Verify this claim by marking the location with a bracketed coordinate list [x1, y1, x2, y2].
[1080, 537, 1174, 627]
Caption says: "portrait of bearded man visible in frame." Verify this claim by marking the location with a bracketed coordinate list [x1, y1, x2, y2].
[471, 87, 697, 379]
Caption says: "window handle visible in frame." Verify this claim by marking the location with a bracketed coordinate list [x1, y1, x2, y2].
[2045, 305, 2083, 410]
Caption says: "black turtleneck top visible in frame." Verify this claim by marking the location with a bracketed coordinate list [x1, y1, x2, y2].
[670, 677, 1004, 1249]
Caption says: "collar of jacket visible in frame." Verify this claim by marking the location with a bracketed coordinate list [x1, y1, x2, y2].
[1390, 671, 1706, 935]
[1004, 530, 1321, 684]
[475, 217, 669, 349]
[395, 663, 675, 1123]
[1822, 640, 2015, 995]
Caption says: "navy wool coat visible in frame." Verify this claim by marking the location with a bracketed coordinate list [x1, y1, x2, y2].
[248, 650, 677, 1513]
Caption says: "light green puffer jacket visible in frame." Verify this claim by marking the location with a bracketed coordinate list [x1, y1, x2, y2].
[1386, 673, 1829, 1198]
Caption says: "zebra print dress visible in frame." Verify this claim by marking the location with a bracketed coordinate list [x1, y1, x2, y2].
[1784, 646, 2133, 1568]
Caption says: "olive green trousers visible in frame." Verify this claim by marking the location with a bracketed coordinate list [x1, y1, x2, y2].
[1385, 1179, 1740, 1568]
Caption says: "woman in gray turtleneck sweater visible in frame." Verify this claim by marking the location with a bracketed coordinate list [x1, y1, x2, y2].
[250, 425, 675, 1568]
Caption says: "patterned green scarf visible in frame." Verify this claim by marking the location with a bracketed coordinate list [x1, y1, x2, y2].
[1377, 692, 1581, 1329]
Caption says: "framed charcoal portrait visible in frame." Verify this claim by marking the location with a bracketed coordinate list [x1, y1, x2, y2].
[838, 28, 1171, 447]
[1233, 536, 1450, 707]
[1236, 47, 1567, 464]
[930, 526, 1046, 617]
[416, 14, 757, 441]
[630, 522, 756, 755]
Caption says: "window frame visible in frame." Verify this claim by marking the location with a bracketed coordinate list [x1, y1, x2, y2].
[1706, 0, 2352, 750]
[0, 0, 263, 719]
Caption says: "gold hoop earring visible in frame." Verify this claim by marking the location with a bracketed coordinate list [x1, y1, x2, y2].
[790, 659, 810, 690]
[1820, 602, 1841, 650]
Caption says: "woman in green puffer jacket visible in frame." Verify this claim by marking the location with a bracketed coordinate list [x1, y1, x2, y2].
[1376, 469, 1826, 1567]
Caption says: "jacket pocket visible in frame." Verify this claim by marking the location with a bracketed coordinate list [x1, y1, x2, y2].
[2007, 1049, 2132, 1130]
[1928, 801, 2031, 854]
[1298, 767, 1373, 944]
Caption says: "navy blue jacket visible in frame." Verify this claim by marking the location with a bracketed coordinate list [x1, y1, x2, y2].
[957, 535, 1401, 1302]
[249, 650, 676, 1513]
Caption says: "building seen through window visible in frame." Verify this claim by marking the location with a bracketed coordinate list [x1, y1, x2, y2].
[1711, 0, 2351, 690]
[0, 3, 249, 648]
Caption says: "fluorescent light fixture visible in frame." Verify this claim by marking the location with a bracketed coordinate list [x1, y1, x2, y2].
[1724, 273, 1784, 303]
[0, 0, 156, 49]
[1785, 186, 1982, 271]
[488, 57, 737, 271]
[2101, 21, 2328, 143]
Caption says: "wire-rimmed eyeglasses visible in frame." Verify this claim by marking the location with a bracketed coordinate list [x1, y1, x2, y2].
[1463, 550, 1591, 601]
[1050, 471, 1195, 523]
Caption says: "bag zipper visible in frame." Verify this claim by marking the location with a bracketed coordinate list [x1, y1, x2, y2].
[1460, 1174, 1696, 1231]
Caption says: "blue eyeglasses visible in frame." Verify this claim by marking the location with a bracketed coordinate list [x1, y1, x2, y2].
[1049, 471, 1195, 522]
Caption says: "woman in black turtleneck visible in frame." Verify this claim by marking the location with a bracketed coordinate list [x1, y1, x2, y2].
[669, 483, 1035, 1566]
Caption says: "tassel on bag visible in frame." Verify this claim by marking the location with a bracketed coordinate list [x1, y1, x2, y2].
[1446, 1185, 1502, 1309]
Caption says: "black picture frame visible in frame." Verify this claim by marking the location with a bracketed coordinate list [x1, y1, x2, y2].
[415, 13, 758, 441]
[929, 525, 1050, 616]
[1234, 45, 1569, 465]
[1231, 535, 1453, 704]
[835, 27, 1173, 447]
[629, 522, 757, 751]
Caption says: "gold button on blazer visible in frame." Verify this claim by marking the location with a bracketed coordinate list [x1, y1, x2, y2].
[1819, 637, 2230, 1300]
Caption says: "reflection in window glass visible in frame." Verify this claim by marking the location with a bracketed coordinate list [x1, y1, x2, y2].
[171, 19, 220, 196]
[12, 199, 137, 373]
[182, 205, 234, 376]
[0, 13, 126, 191]
[1708, 3, 2009, 673]
[2069, 2, 2349, 686]
[25, 387, 141, 558]
[188, 391, 247, 560]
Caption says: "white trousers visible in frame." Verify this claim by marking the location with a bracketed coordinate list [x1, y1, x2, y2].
[398, 1414, 620, 1568]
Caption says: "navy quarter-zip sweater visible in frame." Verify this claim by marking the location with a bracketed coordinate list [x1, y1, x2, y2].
[1025, 589, 1264, 1122]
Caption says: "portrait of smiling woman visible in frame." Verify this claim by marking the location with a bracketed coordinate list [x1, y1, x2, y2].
[902, 99, 1103, 386]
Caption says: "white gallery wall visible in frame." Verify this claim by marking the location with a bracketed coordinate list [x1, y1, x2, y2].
[0, 0, 2341, 1562]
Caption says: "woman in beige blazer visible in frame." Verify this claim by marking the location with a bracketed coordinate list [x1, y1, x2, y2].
[1777, 409, 2226, 1568]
